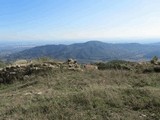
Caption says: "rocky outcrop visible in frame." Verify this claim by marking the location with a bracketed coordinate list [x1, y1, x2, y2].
[0, 65, 28, 83]
[65, 59, 81, 71]
[0, 59, 82, 84]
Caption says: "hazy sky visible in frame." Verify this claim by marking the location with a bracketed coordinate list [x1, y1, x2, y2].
[0, 0, 160, 43]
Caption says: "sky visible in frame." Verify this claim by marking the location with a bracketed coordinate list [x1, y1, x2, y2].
[0, 0, 160, 43]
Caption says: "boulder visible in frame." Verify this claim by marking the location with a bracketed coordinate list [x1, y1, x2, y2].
[84, 64, 98, 70]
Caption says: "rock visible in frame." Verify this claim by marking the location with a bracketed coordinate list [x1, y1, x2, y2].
[36, 92, 42, 95]
[67, 59, 74, 63]
[9, 72, 16, 75]
[0, 78, 3, 82]
[24, 92, 32, 96]
[13, 60, 28, 65]
[84, 64, 98, 70]
[0, 59, 83, 84]
[65, 59, 83, 71]
[23, 75, 30, 80]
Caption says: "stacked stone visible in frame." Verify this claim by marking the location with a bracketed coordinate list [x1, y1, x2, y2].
[0, 59, 83, 84]
[0, 62, 60, 84]
[66, 59, 81, 71]
[0, 65, 27, 83]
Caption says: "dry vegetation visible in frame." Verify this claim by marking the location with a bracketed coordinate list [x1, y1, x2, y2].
[0, 59, 160, 120]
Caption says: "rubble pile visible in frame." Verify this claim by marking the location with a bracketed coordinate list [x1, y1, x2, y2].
[64, 59, 81, 71]
[0, 59, 82, 84]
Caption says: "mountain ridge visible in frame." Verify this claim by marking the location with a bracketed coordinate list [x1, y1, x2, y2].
[5, 41, 160, 62]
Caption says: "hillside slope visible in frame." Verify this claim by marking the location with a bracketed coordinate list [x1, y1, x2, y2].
[0, 66, 160, 119]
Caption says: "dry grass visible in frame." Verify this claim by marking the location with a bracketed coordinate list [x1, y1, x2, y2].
[0, 69, 160, 120]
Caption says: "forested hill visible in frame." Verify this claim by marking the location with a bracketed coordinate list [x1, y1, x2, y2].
[6, 41, 160, 62]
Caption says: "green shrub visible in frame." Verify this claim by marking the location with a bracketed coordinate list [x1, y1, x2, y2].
[0, 60, 6, 68]
[151, 56, 158, 64]
[95, 60, 135, 70]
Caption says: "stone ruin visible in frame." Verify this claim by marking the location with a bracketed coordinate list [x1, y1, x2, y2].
[64, 59, 81, 70]
[0, 59, 82, 84]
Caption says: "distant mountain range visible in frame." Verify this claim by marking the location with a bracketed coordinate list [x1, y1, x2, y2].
[5, 41, 160, 62]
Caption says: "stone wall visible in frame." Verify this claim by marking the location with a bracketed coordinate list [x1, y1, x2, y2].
[0, 59, 82, 84]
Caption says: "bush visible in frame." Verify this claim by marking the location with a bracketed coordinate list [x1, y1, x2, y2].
[95, 60, 134, 70]
[151, 56, 158, 64]
[0, 60, 6, 68]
